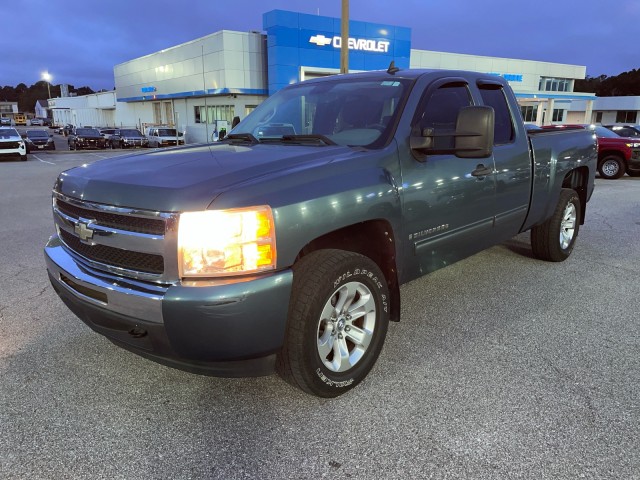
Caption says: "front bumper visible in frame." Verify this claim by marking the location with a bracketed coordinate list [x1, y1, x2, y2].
[75, 139, 106, 149]
[0, 140, 26, 158]
[122, 139, 148, 148]
[27, 142, 55, 152]
[44, 235, 293, 377]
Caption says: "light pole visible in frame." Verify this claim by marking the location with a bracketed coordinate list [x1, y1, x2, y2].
[42, 71, 52, 99]
[340, 0, 349, 74]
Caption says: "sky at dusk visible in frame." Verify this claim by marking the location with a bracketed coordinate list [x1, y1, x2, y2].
[4, 0, 639, 91]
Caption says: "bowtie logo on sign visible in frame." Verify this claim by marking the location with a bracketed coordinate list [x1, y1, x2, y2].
[309, 34, 390, 53]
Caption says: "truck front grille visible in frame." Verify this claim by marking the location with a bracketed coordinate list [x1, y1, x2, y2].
[53, 193, 179, 282]
[57, 199, 165, 235]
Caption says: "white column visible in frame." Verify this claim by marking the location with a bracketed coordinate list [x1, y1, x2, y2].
[535, 102, 544, 126]
[544, 99, 555, 125]
[584, 100, 594, 124]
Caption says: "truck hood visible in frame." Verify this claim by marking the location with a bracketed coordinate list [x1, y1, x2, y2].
[56, 143, 351, 211]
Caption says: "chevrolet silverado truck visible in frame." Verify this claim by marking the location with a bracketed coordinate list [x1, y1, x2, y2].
[45, 69, 597, 397]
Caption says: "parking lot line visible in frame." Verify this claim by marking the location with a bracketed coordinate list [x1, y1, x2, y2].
[31, 154, 56, 165]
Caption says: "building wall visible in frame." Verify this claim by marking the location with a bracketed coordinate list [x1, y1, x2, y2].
[114, 31, 267, 102]
[569, 97, 640, 124]
[35, 102, 48, 118]
[0, 102, 19, 118]
[49, 91, 116, 128]
[410, 49, 586, 94]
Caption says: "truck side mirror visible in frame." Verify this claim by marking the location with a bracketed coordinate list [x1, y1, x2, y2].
[454, 106, 494, 158]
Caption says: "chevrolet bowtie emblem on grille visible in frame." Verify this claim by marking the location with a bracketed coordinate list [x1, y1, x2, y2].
[309, 34, 333, 47]
[74, 221, 94, 242]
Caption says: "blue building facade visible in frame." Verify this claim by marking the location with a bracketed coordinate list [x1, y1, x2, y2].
[263, 10, 411, 95]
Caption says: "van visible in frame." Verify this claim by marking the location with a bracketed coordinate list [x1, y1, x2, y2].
[145, 127, 185, 148]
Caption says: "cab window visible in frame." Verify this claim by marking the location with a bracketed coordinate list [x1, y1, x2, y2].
[478, 83, 515, 145]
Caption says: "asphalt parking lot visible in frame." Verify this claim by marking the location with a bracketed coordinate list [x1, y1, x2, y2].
[0, 152, 638, 479]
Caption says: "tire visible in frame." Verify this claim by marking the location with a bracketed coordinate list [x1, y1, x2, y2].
[598, 155, 625, 179]
[531, 188, 581, 262]
[20, 154, 27, 161]
[276, 250, 390, 397]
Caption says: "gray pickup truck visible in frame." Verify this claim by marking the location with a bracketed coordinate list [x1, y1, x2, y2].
[45, 69, 597, 397]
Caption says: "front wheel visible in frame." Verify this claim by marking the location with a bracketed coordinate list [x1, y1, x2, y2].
[531, 188, 581, 262]
[598, 155, 625, 179]
[277, 250, 390, 397]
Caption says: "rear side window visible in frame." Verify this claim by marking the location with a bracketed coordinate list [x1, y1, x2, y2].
[478, 83, 515, 145]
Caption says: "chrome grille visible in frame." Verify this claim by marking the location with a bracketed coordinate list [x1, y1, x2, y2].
[52, 193, 179, 282]
[59, 229, 164, 274]
[57, 199, 165, 235]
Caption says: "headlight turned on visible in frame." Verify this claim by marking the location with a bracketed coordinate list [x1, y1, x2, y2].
[178, 206, 276, 278]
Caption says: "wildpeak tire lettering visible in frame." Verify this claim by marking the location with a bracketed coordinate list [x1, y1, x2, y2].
[333, 269, 383, 290]
[316, 368, 354, 388]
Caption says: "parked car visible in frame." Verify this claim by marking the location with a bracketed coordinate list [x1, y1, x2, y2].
[146, 127, 185, 147]
[542, 124, 640, 178]
[604, 124, 640, 138]
[30, 118, 44, 126]
[110, 128, 149, 148]
[0, 127, 27, 161]
[68, 127, 108, 150]
[99, 128, 118, 146]
[0, 117, 11, 126]
[23, 129, 55, 152]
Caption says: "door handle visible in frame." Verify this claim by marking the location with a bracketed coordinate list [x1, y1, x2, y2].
[471, 164, 493, 177]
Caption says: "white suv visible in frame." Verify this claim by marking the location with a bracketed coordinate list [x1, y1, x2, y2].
[0, 127, 27, 161]
[145, 127, 185, 148]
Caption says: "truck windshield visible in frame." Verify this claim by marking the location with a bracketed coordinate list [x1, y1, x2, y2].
[231, 76, 411, 148]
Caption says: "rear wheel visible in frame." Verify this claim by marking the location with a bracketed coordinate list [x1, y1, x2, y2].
[531, 188, 581, 262]
[598, 155, 625, 179]
[277, 250, 390, 397]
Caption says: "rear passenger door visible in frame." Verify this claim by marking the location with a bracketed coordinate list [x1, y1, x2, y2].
[476, 80, 531, 240]
[400, 78, 497, 275]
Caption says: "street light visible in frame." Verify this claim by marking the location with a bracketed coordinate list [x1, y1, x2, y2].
[42, 71, 52, 99]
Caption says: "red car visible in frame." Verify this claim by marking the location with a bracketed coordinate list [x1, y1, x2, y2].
[541, 124, 640, 179]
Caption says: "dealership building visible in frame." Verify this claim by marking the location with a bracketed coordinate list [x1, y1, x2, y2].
[50, 9, 598, 143]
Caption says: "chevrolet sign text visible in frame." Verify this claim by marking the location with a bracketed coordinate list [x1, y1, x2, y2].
[309, 34, 390, 53]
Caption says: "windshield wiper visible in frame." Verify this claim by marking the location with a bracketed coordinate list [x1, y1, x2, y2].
[225, 133, 259, 144]
[260, 134, 337, 146]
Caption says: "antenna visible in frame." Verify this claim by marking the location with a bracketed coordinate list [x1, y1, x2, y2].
[387, 61, 400, 75]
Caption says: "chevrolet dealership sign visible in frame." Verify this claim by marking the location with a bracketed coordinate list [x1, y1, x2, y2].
[309, 34, 390, 53]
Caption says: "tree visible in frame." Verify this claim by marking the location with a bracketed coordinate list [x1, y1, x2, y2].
[575, 70, 640, 96]
[0, 82, 95, 113]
